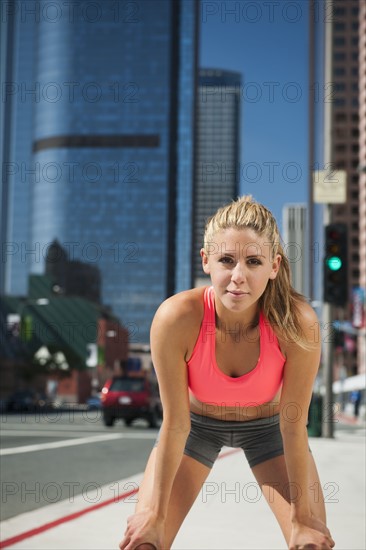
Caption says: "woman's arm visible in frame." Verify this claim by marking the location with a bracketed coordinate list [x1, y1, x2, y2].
[120, 293, 197, 550]
[148, 297, 192, 521]
[279, 302, 334, 549]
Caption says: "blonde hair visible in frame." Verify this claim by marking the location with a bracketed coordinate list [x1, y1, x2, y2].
[203, 195, 311, 349]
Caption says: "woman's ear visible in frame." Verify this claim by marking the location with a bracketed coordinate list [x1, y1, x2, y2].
[269, 253, 281, 280]
[200, 248, 210, 275]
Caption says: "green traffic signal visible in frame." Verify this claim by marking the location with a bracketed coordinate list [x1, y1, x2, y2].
[324, 223, 347, 306]
[326, 256, 342, 271]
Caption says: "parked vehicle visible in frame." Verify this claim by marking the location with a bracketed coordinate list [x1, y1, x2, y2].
[86, 393, 102, 410]
[101, 375, 162, 428]
[6, 390, 52, 412]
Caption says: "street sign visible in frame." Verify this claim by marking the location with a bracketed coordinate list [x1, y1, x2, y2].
[352, 287, 365, 329]
[86, 343, 98, 367]
[313, 170, 346, 203]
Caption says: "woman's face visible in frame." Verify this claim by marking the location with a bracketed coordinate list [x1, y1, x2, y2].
[201, 228, 281, 314]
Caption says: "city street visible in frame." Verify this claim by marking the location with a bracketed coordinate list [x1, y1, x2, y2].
[0, 412, 365, 549]
[0, 411, 158, 521]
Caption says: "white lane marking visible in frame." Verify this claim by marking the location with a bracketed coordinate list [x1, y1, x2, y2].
[1, 431, 99, 438]
[0, 432, 156, 456]
[1, 430, 157, 438]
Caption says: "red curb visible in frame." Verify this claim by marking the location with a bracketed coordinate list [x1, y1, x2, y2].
[0, 488, 138, 549]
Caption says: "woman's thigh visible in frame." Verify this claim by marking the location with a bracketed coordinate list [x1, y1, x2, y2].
[136, 447, 212, 548]
[251, 451, 326, 545]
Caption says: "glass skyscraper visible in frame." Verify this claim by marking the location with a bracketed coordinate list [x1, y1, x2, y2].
[3, 0, 198, 344]
[1, 0, 37, 295]
[193, 69, 241, 286]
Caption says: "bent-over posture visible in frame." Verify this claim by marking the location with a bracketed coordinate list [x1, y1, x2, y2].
[120, 196, 335, 550]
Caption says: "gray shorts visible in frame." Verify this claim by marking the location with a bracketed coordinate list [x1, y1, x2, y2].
[155, 412, 285, 469]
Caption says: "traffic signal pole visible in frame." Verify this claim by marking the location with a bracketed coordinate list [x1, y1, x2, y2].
[322, 205, 334, 438]
[322, 304, 335, 438]
[321, 12, 334, 438]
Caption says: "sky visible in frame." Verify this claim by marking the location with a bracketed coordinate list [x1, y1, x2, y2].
[199, 0, 309, 230]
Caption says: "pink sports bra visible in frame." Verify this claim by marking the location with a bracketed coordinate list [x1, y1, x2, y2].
[187, 286, 286, 407]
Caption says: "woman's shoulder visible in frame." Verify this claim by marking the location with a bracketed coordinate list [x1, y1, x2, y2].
[293, 297, 319, 328]
[152, 287, 207, 330]
[271, 298, 320, 354]
[150, 288, 208, 359]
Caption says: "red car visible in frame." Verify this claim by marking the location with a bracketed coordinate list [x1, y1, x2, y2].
[101, 375, 162, 428]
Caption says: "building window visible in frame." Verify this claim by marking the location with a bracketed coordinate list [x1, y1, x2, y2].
[334, 37, 346, 47]
[335, 82, 346, 92]
[334, 52, 346, 61]
[335, 144, 346, 153]
[334, 98, 346, 107]
[334, 22, 346, 31]
[335, 113, 347, 122]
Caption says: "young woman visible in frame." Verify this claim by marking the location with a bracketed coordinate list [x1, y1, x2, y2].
[120, 196, 335, 550]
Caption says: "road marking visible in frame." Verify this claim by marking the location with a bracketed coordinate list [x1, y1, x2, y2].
[0, 487, 139, 549]
[0, 449, 240, 548]
[0, 432, 156, 456]
[0, 429, 157, 438]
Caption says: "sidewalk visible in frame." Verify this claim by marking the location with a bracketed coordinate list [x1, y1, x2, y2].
[1, 426, 365, 550]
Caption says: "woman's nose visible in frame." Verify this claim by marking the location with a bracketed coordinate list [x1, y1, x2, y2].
[231, 262, 245, 283]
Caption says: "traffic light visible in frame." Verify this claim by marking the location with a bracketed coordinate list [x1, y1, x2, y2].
[323, 223, 348, 306]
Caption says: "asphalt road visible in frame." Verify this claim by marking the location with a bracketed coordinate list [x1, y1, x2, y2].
[0, 411, 158, 521]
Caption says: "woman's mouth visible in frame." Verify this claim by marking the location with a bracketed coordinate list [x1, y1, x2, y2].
[227, 290, 249, 297]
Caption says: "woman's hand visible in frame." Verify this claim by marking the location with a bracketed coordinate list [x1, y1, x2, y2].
[119, 508, 164, 550]
[289, 517, 335, 550]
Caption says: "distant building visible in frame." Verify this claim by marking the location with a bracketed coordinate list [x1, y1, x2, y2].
[357, 0, 366, 373]
[2, 0, 199, 344]
[193, 69, 241, 287]
[1, 0, 37, 295]
[309, 0, 363, 375]
[282, 204, 309, 298]
[0, 272, 129, 403]
[45, 240, 101, 304]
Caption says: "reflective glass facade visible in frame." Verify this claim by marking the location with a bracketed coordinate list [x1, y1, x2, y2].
[2, 1, 37, 295]
[6, 0, 198, 343]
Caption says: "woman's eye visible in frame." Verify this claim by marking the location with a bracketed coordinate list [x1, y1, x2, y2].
[248, 258, 261, 265]
[219, 257, 233, 264]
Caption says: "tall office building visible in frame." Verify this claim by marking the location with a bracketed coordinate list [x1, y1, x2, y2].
[309, 0, 363, 375]
[357, 0, 366, 373]
[193, 69, 241, 286]
[1, 0, 37, 295]
[3, 0, 199, 344]
[282, 205, 309, 298]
